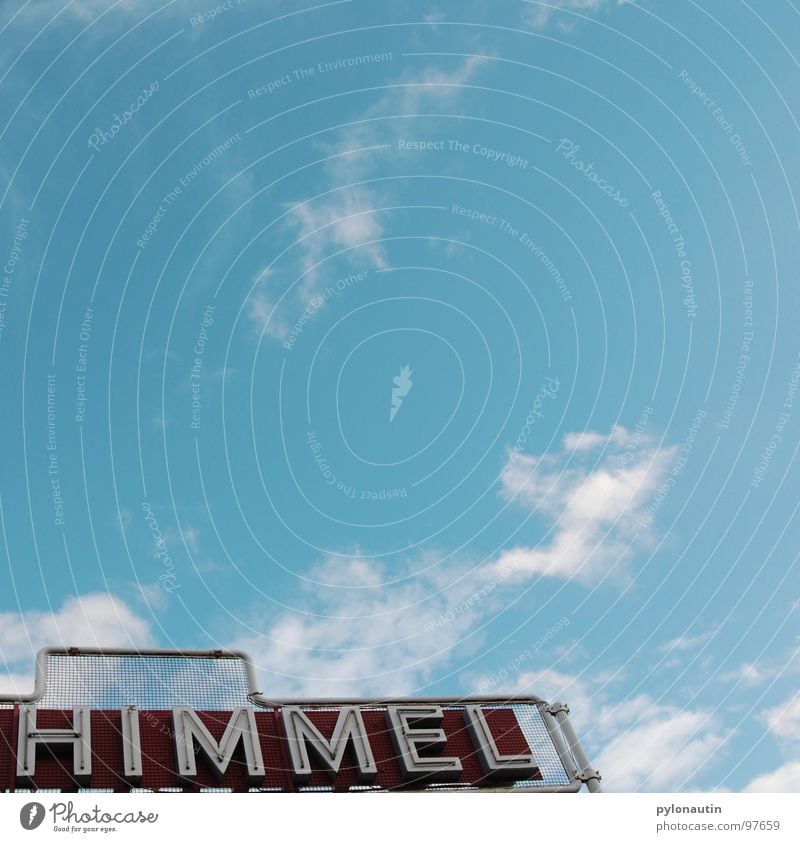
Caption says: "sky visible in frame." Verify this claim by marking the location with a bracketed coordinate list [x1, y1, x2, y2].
[0, 0, 799, 793]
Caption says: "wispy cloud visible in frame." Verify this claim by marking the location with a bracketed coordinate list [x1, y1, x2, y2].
[0, 592, 155, 693]
[2, 0, 172, 37]
[720, 645, 799, 687]
[659, 632, 714, 654]
[744, 692, 800, 792]
[253, 56, 486, 340]
[228, 552, 494, 697]
[761, 693, 800, 741]
[491, 426, 676, 583]
[0, 670, 36, 695]
[745, 761, 800, 792]
[284, 187, 389, 286]
[21, 0, 167, 24]
[523, 0, 636, 32]
[491, 667, 727, 792]
[182, 525, 201, 554]
[597, 700, 726, 791]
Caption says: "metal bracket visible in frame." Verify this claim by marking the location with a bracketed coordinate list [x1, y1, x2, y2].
[577, 768, 602, 784]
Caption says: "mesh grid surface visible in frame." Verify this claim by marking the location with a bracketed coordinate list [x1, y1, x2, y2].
[35, 653, 259, 710]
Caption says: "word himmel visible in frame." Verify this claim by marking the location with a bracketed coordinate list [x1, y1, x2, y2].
[8, 703, 541, 791]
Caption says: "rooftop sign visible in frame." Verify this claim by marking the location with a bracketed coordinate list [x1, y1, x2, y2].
[0, 649, 601, 793]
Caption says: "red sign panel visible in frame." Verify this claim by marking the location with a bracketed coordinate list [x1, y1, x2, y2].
[0, 705, 557, 793]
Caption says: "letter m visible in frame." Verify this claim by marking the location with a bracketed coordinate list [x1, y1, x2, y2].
[281, 706, 377, 784]
[172, 707, 265, 785]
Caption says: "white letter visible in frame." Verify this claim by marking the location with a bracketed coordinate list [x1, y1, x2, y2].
[463, 705, 538, 779]
[16, 705, 92, 785]
[121, 706, 142, 784]
[386, 705, 463, 782]
[282, 706, 377, 784]
[172, 707, 265, 785]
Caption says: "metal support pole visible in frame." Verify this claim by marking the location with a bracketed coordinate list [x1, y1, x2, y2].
[546, 703, 602, 792]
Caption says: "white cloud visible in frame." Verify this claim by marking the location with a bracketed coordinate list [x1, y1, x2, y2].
[741, 691, 800, 791]
[0, 592, 155, 692]
[116, 508, 134, 535]
[284, 57, 486, 258]
[480, 667, 725, 791]
[135, 582, 170, 613]
[597, 703, 725, 791]
[70, 0, 149, 18]
[659, 632, 713, 654]
[241, 545, 729, 791]
[508, 667, 595, 723]
[228, 553, 494, 698]
[423, 10, 447, 25]
[10, 0, 164, 28]
[492, 426, 676, 583]
[562, 427, 628, 452]
[524, 0, 635, 31]
[37, 0, 163, 22]
[735, 662, 780, 686]
[0, 672, 34, 695]
[284, 187, 389, 286]
[745, 761, 800, 792]
[259, 56, 485, 340]
[761, 694, 800, 741]
[247, 266, 286, 336]
[182, 525, 201, 554]
[719, 645, 798, 687]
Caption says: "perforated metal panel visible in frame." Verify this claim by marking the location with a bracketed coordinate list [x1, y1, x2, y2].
[34, 651, 257, 710]
[504, 704, 574, 789]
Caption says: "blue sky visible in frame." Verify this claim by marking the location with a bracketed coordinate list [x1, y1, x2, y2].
[0, 0, 799, 792]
